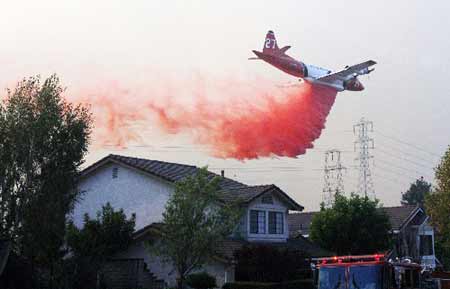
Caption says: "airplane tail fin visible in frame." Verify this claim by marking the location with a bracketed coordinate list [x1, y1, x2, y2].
[262, 30, 279, 55]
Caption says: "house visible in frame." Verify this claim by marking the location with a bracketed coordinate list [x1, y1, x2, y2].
[73, 154, 328, 288]
[288, 205, 437, 269]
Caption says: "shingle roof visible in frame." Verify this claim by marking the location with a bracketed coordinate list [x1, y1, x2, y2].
[288, 205, 420, 237]
[214, 237, 332, 262]
[80, 154, 303, 210]
[288, 211, 315, 237]
[381, 205, 420, 230]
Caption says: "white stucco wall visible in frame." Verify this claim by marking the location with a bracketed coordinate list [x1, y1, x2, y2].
[115, 241, 233, 288]
[115, 241, 176, 286]
[73, 162, 173, 230]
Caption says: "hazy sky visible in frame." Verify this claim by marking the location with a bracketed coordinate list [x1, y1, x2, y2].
[1, 0, 449, 210]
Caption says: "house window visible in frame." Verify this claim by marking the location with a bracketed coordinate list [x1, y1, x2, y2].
[420, 235, 433, 256]
[250, 210, 266, 234]
[269, 212, 284, 234]
[112, 167, 118, 179]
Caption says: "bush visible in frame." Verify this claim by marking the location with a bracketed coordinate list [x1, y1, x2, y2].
[186, 272, 217, 289]
[234, 245, 310, 282]
[222, 279, 314, 289]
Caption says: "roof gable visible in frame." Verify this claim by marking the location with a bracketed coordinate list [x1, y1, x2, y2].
[239, 185, 303, 210]
[381, 205, 422, 230]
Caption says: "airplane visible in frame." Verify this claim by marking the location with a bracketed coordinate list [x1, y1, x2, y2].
[250, 31, 376, 91]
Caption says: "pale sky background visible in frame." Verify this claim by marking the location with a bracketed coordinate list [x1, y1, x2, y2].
[1, 0, 449, 211]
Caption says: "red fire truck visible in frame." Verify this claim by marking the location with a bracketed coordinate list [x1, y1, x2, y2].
[313, 255, 422, 289]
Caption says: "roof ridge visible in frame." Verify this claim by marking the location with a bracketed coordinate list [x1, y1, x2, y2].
[232, 184, 273, 189]
[381, 205, 419, 210]
[82, 154, 248, 187]
[109, 154, 197, 168]
[109, 154, 247, 186]
[289, 210, 316, 214]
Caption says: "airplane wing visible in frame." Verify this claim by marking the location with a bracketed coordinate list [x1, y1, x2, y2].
[317, 60, 376, 82]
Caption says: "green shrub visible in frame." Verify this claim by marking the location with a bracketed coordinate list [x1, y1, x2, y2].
[234, 245, 310, 282]
[222, 279, 314, 289]
[186, 272, 217, 289]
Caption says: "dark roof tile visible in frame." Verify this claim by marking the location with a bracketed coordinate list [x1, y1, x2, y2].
[215, 237, 331, 261]
[81, 154, 303, 210]
[288, 211, 315, 236]
[288, 205, 420, 237]
[381, 205, 420, 230]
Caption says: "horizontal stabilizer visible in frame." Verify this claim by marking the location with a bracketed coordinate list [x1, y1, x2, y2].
[248, 57, 260, 60]
[279, 46, 291, 54]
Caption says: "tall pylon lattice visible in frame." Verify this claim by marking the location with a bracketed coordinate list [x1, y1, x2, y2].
[353, 117, 375, 199]
[322, 149, 346, 208]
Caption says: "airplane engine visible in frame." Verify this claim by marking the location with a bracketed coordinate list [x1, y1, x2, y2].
[344, 77, 364, 91]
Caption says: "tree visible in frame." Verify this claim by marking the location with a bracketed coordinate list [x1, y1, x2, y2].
[401, 177, 431, 207]
[147, 168, 242, 289]
[310, 193, 391, 255]
[0, 75, 92, 286]
[65, 203, 136, 289]
[426, 146, 450, 269]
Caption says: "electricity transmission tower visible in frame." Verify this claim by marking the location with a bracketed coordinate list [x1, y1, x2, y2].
[322, 149, 346, 208]
[353, 117, 375, 199]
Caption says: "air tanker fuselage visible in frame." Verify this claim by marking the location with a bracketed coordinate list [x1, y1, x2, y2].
[251, 31, 376, 92]
[252, 50, 308, 78]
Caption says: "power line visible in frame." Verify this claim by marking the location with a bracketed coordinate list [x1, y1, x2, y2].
[350, 162, 429, 184]
[374, 131, 441, 158]
[374, 158, 433, 178]
[209, 166, 324, 172]
[378, 142, 437, 165]
[372, 163, 424, 181]
[376, 148, 435, 170]
[371, 174, 410, 193]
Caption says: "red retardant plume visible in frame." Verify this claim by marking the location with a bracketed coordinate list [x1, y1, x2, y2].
[149, 82, 337, 160]
[73, 81, 147, 148]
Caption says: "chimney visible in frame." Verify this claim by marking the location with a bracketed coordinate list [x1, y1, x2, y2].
[221, 170, 225, 177]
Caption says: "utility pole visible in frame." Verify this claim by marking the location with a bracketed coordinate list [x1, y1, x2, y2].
[322, 149, 346, 208]
[354, 117, 375, 199]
